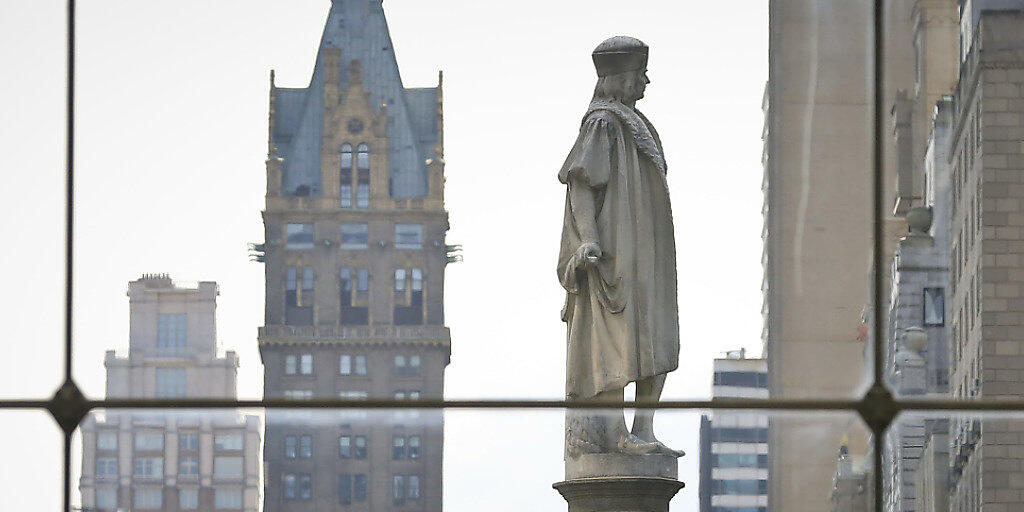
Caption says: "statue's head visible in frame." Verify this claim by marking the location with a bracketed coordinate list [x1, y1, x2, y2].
[592, 36, 650, 104]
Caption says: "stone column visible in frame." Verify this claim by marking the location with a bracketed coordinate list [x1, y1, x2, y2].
[553, 453, 684, 512]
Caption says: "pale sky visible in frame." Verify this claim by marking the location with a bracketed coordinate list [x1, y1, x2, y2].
[0, 1, 769, 509]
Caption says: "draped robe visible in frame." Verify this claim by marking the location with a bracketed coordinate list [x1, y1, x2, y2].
[558, 99, 680, 399]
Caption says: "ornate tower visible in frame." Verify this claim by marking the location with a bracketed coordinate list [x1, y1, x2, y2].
[257, 1, 452, 510]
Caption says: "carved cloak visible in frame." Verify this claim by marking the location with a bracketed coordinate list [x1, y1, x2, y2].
[557, 100, 680, 399]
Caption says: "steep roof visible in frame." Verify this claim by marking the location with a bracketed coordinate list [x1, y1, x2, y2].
[271, 0, 438, 198]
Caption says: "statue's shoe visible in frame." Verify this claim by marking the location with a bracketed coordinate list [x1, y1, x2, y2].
[616, 433, 663, 455]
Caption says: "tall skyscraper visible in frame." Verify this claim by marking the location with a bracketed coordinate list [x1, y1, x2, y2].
[698, 351, 769, 512]
[256, 1, 450, 511]
[79, 274, 261, 512]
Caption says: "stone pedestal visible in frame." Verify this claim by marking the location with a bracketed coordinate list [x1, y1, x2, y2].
[554, 453, 683, 512]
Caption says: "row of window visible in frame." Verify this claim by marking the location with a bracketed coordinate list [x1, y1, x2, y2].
[711, 372, 768, 388]
[97, 432, 244, 452]
[285, 266, 425, 326]
[285, 222, 424, 250]
[282, 472, 421, 504]
[710, 427, 768, 443]
[283, 389, 422, 401]
[283, 353, 421, 376]
[96, 456, 245, 479]
[711, 453, 768, 468]
[95, 487, 243, 510]
[282, 433, 421, 460]
[709, 479, 768, 495]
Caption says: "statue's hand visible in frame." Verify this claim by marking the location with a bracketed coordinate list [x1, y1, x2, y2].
[576, 242, 602, 267]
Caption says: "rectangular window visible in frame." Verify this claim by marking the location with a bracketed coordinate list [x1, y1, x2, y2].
[156, 313, 187, 354]
[179, 432, 198, 451]
[96, 488, 117, 509]
[354, 435, 367, 459]
[409, 435, 420, 459]
[357, 268, 369, 291]
[924, 287, 945, 326]
[340, 223, 368, 249]
[285, 354, 297, 375]
[285, 435, 297, 458]
[410, 354, 421, 371]
[214, 489, 243, 509]
[412, 268, 423, 291]
[357, 169, 370, 209]
[134, 432, 164, 451]
[285, 223, 315, 249]
[408, 475, 420, 499]
[155, 368, 186, 398]
[393, 436, 406, 459]
[214, 433, 244, 451]
[354, 474, 367, 502]
[338, 435, 351, 458]
[133, 489, 162, 509]
[395, 354, 406, 370]
[283, 390, 313, 400]
[395, 268, 424, 325]
[355, 355, 367, 375]
[395, 268, 406, 291]
[340, 268, 369, 325]
[339, 474, 352, 505]
[284, 474, 296, 499]
[133, 457, 164, 479]
[96, 431, 117, 451]
[300, 434, 312, 458]
[179, 456, 199, 476]
[339, 354, 352, 375]
[300, 353, 313, 375]
[213, 457, 243, 478]
[395, 224, 423, 249]
[96, 457, 118, 478]
[179, 489, 199, 510]
[300, 474, 312, 499]
[393, 475, 405, 505]
[285, 267, 315, 325]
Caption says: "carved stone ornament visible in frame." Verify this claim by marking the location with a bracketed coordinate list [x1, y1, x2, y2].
[347, 117, 365, 135]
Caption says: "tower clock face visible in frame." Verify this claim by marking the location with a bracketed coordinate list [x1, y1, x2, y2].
[347, 118, 365, 135]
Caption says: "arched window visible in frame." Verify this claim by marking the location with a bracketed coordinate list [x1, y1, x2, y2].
[356, 143, 370, 209]
[340, 143, 353, 208]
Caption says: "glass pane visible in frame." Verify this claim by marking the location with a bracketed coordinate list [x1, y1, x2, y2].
[2, 411, 63, 511]
[73, 407, 868, 510]
[0, 2, 66, 399]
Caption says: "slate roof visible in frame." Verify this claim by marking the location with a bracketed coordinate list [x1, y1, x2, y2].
[271, 0, 438, 199]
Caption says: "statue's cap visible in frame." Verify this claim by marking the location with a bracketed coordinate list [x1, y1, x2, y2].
[592, 36, 648, 77]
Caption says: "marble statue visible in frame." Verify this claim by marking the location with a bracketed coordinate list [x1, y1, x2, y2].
[558, 36, 683, 460]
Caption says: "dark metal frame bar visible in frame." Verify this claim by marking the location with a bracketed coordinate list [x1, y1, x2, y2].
[0, 1, 1011, 511]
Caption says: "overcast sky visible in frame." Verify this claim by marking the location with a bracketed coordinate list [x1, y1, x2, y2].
[0, 1, 768, 509]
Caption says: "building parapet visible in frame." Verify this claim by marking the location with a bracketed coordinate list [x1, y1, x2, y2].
[258, 324, 451, 347]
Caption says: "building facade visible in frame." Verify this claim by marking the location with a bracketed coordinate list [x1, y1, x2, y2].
[257, 1, 451, 511]
[79, 274, 261, 512]
[698, 351, 769, 512]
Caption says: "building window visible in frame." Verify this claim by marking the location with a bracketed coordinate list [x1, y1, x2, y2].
[155, 368, 186, 398]
[179, 489, 199, 510]
[96, 431, 117, 451]
[340, 223, 368, 249]
[285, 223, 315, 249]
[300, 434, 312, 458]
[395, 354, 421, 376]
[408, 475, 420, 499]
[285, 266, 315, 325]
[339, 435, 351, 458]
[213, 456, 243, 478]
[95, 488, 117, 509]
[214, 489, 243, 509]
[340, 354, 352, 374]
[339, 474, 352, 505]
[300, 353, 313, 375]
[355, 435, 368, 459]
[96, 457, 117, 478]
[355, 143, 370, 209]
[215, 433, 244, 451]
[340, 268, 369, 325]
[354, 474, 367, 501]
[134, 432, 164, 451]
[393, 436, 406, 459]
[283, 389, 313, 400]
[284, 474, 296, 499]
[409, 436, 420, 459]
[394, 268, 424, 325]
[300, 474, 312, 499]
[340, 143, 353, 208]
[133, 489, 162, 509]
[133, 457, 164, 479]
[285, 435, 297, 458]
[395, 224, 423, 249]
[355, 355, 367, 375]
[180, 456, 199, 476]
[179, 432, 198, 451]
[393, 475, 405, 505]
[924, 287, 945, 326]
[156, 313, 187, 355]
